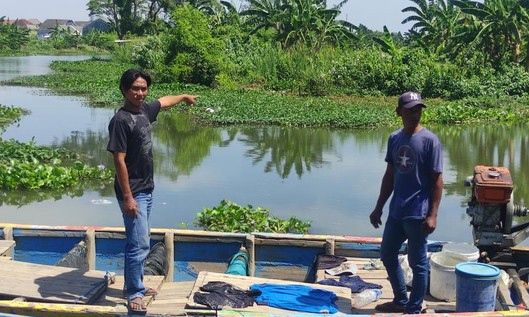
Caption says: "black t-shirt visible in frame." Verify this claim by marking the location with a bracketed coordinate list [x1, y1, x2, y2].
[107, 100, 161, 200]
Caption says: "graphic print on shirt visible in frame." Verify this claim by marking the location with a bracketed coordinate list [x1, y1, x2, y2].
[395, 145, 416, 174]
[139, 123, 152, 157]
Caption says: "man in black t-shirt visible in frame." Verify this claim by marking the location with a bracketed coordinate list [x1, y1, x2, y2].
[107, 69, 196, 313]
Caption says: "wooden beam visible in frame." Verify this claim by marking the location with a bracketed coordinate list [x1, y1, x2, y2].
[85, 229, 96, 271]
[2, 227, 13, 258]
[164, 232, 174, 282]
[254, 238, 325, 248]
[497, 275, 516, 311]
[325, 238, 335, 255]
[0, 240, 15, 257]
[246, 235, 255, 277]
[0, 300, 126, 317]
[3, 226, 13, 240]
[508, 269, 529, 307]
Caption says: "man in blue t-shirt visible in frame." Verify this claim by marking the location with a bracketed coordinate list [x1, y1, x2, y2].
[369, 91, 443, 314]
[107, 69, 196, 314]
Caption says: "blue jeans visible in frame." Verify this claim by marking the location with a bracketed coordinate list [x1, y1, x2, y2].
[380, 216, 429, 314]
[119, 191, 152, 301]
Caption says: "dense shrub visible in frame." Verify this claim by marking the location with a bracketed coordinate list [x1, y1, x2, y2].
[81, 31, 117, 51]
[164, 5, 225, 86]
[131, 35, 166, 73]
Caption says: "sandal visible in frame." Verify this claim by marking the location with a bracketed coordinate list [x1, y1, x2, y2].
[144, 287, 158, 297]
[123, 287, 158, 299]
[375, 301, 406, 313]
[127, 296, 147, 315]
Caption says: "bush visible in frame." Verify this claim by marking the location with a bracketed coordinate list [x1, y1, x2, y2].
[131, 35, 166, 74]
[164, 5, 225, 86]
[81, 31, 117, 51]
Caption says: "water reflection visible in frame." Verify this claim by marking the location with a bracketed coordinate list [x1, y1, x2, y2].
[436, 124, 529, 205]
[2, 55, 529, 243]
[239, 127, 330, 178]
[154, 113, 233, 180]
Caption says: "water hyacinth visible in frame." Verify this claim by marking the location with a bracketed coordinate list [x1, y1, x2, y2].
[0, 139, 113, 191]
[195, 200, 311, 234]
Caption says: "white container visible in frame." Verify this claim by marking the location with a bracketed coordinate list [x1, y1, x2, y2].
[442, 243, 479, 262]
[429, 244, 479, 301]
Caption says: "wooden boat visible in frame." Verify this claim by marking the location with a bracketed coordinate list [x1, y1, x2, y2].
[0, 222, 528, 316]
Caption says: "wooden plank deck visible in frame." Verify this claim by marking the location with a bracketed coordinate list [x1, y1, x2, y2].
[0, 255, 515, 316]
[185, 271, 352, 315]
[0, 259, 110, 304]
[148, 281, 195, 316]
[316, 257, 456, 314]
[93, 275, 165, 308]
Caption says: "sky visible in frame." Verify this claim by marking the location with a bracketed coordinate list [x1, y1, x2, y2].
[2, 0, 413, 33]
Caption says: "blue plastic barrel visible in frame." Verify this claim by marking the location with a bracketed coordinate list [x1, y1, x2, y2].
[455, 262, 500, 312]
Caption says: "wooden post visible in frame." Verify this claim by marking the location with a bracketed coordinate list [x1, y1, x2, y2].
[164, 232, 174, 282]
[85, 229, 96, 271]
[246, 235, 256, 277]
[325, 238, 335, 255]
[3, 226, 13, 258]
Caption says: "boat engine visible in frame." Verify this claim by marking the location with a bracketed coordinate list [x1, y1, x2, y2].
[466, 165, 529, 251]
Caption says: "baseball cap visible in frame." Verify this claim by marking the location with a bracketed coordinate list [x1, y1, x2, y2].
[398, 91, 426, 109]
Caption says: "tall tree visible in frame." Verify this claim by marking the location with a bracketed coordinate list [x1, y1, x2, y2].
[87, 0, 145, 39]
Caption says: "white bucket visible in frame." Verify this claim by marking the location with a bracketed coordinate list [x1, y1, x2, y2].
[429, 244, 479, 301]
[442, 243, 479, 263]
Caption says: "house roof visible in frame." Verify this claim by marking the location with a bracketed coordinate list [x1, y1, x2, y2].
[39, 19, 75, 30]
[13, 19, 33, 27]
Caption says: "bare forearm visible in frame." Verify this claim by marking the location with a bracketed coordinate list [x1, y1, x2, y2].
[374, 164, 394, 212]
[114, 157, 133, 199]
[375, 173, 393, 211]
[158, 94, 195, 109]
[428, 173, 443, 218]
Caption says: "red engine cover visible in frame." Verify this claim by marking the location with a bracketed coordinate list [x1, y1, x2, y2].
[473, 165, 513, 204]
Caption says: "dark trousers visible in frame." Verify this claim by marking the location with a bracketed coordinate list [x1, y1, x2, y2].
[380, 216, 429, 314]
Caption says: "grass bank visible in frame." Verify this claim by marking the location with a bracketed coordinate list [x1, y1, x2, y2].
[9, 58, 529, 128]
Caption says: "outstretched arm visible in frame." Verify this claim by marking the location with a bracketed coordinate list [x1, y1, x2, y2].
[158, 94, 197, 109]
[369, 163, 394, 229]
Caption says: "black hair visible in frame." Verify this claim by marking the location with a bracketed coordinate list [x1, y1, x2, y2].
[119, 69, 152, 95]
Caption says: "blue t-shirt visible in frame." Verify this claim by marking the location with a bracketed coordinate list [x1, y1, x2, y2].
[250, 283, 338, 314]
[385, 127, 443, 219]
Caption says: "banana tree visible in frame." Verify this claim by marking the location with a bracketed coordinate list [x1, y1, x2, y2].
[241, 0, 355, 48]
[402, 0, 460, 56]
[451, 0, 529, 64]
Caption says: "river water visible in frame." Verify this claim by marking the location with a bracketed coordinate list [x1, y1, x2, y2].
[1, 55, 528, 244]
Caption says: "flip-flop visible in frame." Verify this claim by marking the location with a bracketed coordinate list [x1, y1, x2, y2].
[144, 287, 158, 297]
[127, 296, 147, 315]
